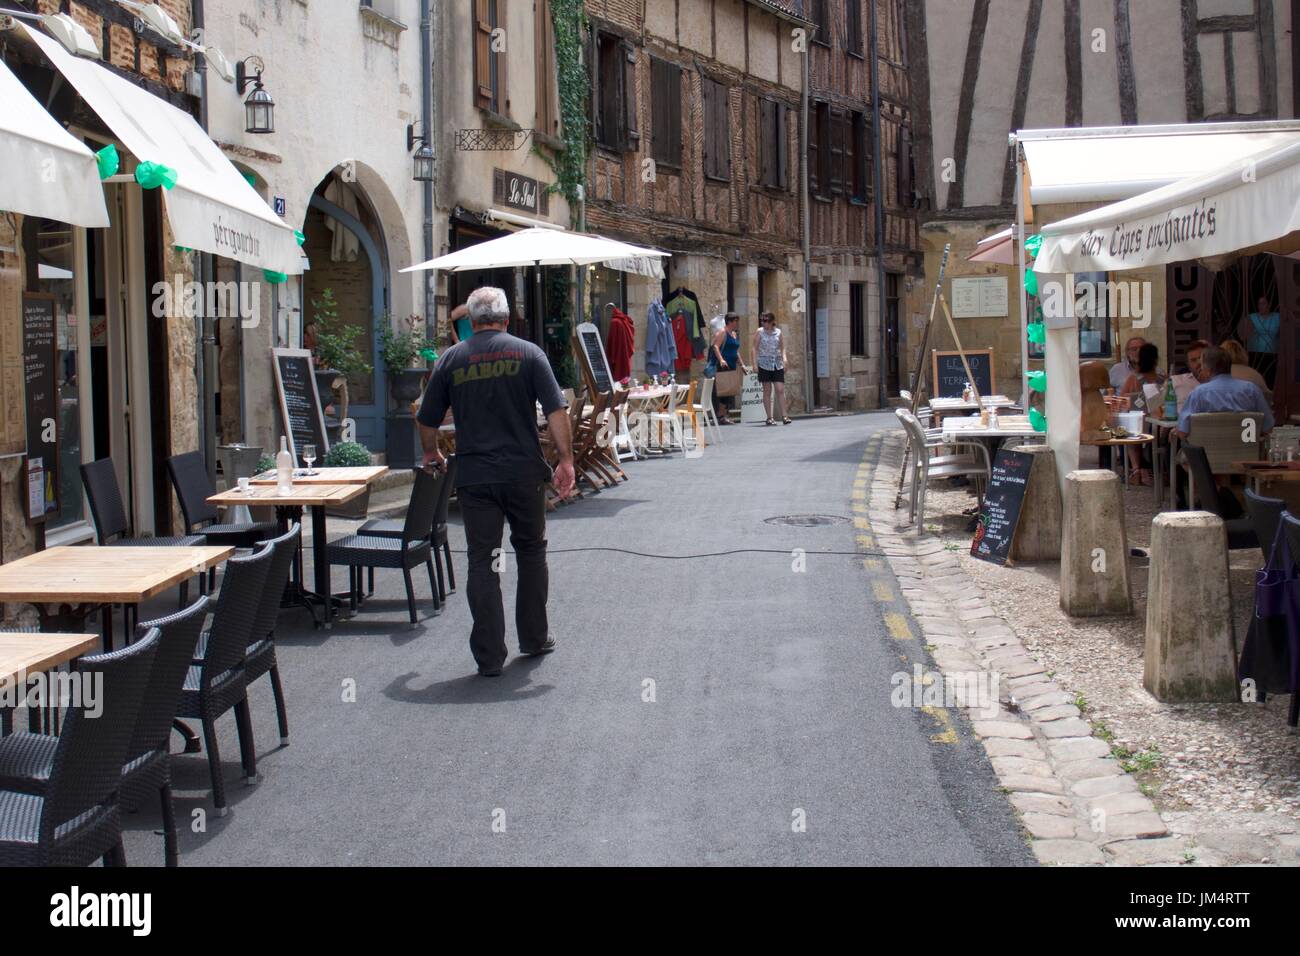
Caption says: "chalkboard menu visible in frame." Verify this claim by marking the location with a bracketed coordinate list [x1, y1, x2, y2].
[23, 293, 57, 522]
[932, 348, 994, 399]
[576, 322, 613, 394]
[272, 348, 330, 462]
[971, 448, 1034, 565]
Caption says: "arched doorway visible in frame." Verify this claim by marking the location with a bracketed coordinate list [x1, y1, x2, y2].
[302, 170, 390, 452]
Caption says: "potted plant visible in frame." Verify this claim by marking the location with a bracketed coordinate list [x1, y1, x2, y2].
[309, 288, 372, 431]
[321, 441, 374, 518]
[380, 313, 438, 406]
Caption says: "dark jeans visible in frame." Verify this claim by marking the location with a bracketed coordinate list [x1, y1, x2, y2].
[459, 479, 550, 670]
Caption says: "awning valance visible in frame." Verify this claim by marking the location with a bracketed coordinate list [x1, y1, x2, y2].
[1034, 138, 1300, 274]
[0, 57, 108, 228]
[24, 24, 302, 274]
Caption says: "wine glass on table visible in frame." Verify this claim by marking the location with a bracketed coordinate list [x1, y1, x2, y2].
[302, 443, 317, 476]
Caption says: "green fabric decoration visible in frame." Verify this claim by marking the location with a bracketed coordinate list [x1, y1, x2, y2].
[1024, 268, 1039, 298]
[95, 144, 119, 180]
[263, 270, 287, 284]
[419, 347, 438, 363]
[294, 229, 306, 247]
[242, 171, 257, 188]
[135, 161, 178, 190]
[1029, 407, 1047, 432]
[1025, 233, 1043, 256]
[1027, 322, 1046, 345]
[1027, 370, 1047, 394]
[173, 246, 192, 254]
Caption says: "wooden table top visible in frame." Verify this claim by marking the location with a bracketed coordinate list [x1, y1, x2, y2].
[942, 415, 1039, 438]
[0, 633, 99, 687]
[929, 395, 1015, 409]
[249, 466, 388, 485]
[207, 483, 366, 508]
[1081, 434, 1154, 446]
[0, 546, 233, 604]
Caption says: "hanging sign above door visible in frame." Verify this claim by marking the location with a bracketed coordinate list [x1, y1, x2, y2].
[493, 169, 549, 216]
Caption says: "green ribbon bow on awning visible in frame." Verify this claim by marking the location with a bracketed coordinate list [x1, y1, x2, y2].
[1025, 233, 1043, 257]
[294, 229, 305, 247]
[419, 347, 438, 363]
[1029, 407, 1047, 432]
[95, 144, 119, 180]
[1024, 268, 1039, 298]
[135, 161, 178, 190]
[1027, 370, 1047, 394]
[263, 270, 287, 284]
[1027, 322, 1046, 345]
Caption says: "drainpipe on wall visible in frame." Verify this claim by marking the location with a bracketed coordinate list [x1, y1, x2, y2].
[800, 25, 812, 414]
[420, 0, 435, 330]
[870, 0, 887, 407]
[193, 0, 217, 480]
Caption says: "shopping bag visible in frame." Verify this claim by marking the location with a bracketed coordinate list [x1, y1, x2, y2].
[714, 369, 742, 397]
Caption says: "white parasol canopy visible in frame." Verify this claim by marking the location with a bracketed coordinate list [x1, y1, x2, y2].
[402, 227, 669, 278]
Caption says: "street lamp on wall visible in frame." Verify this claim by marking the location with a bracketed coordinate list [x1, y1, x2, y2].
[407, 124, 434, 182]
[235, 56, 274, 134]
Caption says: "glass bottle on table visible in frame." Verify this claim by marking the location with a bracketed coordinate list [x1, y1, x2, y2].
[276, 436, 294, 496]
[1162, 379, 1177, 421]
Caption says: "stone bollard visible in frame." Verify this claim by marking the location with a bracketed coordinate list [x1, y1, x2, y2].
[1009, 444, 1062, 563]
[1060, 470, 1132, 616]
[1144, 511, 1238, 702]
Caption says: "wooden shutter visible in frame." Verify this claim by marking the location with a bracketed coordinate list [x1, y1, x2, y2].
[808, 101, 820, 194]
[652, 58, 681, 165]
[473, 0, 494, 111]
[897, 126, 913, 206]
[621, 40, 639, 149]
[703, 78, 719, 178]
[813, 0, 829, 43]
[535, 0, 557, 136]
[844, 111, 856, 199]
[592, 32, 606, 146]
[759, 99, 774, 187]
[777, 103, 789, 190]
[716, 82, 731, 179]
[828, 107, 844, 195]
[845, 0, 863, 54]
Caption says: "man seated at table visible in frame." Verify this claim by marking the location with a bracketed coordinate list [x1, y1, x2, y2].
[1220, 338, 1271, 402]
[1109, 336, 1146, 391]
[1186, 339, 1211, 383]
[1175, 346, 1273, 438]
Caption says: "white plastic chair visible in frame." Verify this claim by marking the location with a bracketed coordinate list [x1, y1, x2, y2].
[649, 386, 685, 452]
[896, 408, 990, 526]
[693, 376, 722, 445]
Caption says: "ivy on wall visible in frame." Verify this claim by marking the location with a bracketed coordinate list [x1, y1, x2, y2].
[538, 0, 590, 226]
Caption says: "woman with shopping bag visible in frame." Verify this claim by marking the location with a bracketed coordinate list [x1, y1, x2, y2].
[706, 313, 748, 425]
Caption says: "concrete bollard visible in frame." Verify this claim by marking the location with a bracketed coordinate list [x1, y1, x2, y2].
[1060, 470, 1132, 616]
[1144, 511, 1238, 702]
[1009, 444, 1062, 563]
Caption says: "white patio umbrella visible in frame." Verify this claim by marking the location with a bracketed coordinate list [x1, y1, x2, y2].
[400, 227, 669, 277]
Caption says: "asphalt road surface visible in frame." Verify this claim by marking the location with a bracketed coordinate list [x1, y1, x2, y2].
[121, 411, 1032, 866]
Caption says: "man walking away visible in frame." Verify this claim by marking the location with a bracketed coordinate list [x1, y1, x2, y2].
[416, 287, 575, 676]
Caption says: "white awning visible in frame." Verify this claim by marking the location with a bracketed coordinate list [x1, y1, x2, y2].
[1018, 121, 1300, 205]
[1034, 138, 1300, 274]
[967, 227, 1017, 264]
[402, 227, 669, 275]
[0, 57, 108, 228]
[24, 24, 302, 274]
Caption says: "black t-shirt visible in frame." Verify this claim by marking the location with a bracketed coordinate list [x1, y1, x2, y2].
[416, 329, 567, 487]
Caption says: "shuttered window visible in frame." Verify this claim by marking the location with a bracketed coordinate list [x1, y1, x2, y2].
[897, 126, 914, 207]
[808, 101, 823, 195]
[702, 77, 731, 181]
[472, 0, 501, 114]
[651, 57, 682, 167]
[759, 99, 788, 190]
[849, 110, 869, 202]
[535, 0, 558, 137]
[827, 106, 845, 195]
[845, 0, 863, 55]
[594, 31, 639, 151]
[810, 0, 830, 45]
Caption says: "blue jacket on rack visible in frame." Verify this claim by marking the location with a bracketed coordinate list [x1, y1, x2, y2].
[645, 300, 677, 376]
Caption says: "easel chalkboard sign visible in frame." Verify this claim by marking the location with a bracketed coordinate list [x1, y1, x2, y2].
[932, 348, 994, 399]
[272, 348, 330, 463]
[23, 293, 57, 523]
[576, 322, 613, 395]
[971, 448, 1034, 565]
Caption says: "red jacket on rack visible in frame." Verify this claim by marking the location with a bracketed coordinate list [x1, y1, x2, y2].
[670, 311, 693, 372]
[606, 307, 636, 382]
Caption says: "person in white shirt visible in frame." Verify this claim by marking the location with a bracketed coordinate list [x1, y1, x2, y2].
[1109, 336, 1145, 391]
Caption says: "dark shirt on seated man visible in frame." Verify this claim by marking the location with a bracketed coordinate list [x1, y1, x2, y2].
[1176, 345, 1273, 437]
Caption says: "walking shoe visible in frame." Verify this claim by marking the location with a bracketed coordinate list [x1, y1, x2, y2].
[520, 637, 557, 657]
[477, 665, 503, 677]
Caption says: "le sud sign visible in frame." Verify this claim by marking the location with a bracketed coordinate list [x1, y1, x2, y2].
[151, 275, 260, 327]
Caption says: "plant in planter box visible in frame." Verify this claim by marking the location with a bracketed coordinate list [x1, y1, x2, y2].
[379, 313, 438, 406]
[322, 441, 372, 468]
[309, 288, 372, 425]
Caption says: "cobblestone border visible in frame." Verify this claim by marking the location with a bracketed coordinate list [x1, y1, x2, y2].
[865, 430, 1195, 866]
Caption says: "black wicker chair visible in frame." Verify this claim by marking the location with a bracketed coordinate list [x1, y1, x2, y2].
[1180, 444, 1257, 550]
[1245, 487, 1287, 562]
[231, 523, 298, 746]
[327, 468, 441, 627]
[359, 457, 457, 600]
[0, 600, 209, 867]
[167, 451, 278, 548]
[0, 628, 158, 867]
[178, 547, 272, 816]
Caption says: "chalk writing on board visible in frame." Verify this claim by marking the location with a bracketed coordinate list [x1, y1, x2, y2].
[971, 448, 1033, 565]
[273, 348, 330, 462]
[23, 293, 57, 521]
[577, 322, 613, 394]
[932, 349, 994, 399]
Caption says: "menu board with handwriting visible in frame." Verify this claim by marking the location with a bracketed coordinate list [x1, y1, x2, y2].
[272, 348, 330, 462]
[23, 293, 57, 521]
[971, 448, 1033, 565]
[576, 322, 613, 394]
[0, 263, 24, 457]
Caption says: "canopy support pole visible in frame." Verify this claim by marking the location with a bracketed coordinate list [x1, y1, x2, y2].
[1016, 140, 1030, 409]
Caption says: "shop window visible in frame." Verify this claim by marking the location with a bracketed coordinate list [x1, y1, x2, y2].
[1028, 272, 1114, 359]
[650, 57, 682, 167]
[850, 282, 867, 357]
[473, 0, 503, 114]
[702, 76, 731, 181]
[587, 264, 626, 321]
[594, 31, 639, 151]
[759, 98, 788, 190]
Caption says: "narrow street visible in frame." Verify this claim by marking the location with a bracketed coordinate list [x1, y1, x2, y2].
[122, 414, 1031, 866]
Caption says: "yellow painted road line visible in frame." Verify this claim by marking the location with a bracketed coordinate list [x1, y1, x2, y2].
[862, 558, 883, 571]
[856, 533, 875, 550]
[884, 611, 913, 641]
[922, 705, 959, 744]
[872, 579, 894, 603]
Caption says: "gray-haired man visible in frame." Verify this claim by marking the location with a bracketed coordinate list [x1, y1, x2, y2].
[417, 287, 575, 676]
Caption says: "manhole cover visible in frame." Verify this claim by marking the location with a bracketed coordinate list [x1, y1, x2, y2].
[764, 514, 851, 527]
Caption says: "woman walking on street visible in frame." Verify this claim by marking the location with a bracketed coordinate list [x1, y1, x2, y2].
[752, 311, 791, 425]
[707, 312, 748, 424]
